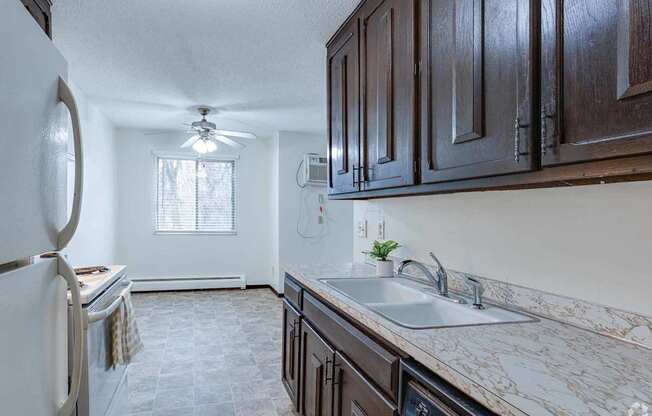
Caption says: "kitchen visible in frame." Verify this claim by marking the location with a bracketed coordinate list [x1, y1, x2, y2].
[0, 0, 651, 416]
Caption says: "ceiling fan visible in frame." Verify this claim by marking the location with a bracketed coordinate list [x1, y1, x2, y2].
[181, 107, 256, 154]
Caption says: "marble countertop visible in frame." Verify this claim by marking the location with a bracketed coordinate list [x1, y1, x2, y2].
[284, 263, 652, 416]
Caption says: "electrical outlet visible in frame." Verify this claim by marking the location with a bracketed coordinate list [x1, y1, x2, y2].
[377, 219, 385, 240]
[357, 220, 367, 238]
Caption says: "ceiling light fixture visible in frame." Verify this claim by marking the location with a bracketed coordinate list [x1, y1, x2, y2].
[192, 138, 209, 154]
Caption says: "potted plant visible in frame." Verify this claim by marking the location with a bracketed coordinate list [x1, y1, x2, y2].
[369, 240, 399, 277]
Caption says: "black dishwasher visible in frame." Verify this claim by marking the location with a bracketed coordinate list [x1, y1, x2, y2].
[400, 360, 497, 416]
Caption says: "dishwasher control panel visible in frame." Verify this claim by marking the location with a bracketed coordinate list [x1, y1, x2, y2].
[400, 360, 496, 416]
[403, 381, 454, 416]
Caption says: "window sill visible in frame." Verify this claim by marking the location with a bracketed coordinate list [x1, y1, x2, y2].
[154, 231, 237, 236]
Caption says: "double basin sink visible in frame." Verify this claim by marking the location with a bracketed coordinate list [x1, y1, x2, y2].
[320, 277, 535, 329]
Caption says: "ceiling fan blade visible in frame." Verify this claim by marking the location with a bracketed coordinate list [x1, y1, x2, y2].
[180, 135, 200, 148]
[214, 129, 256, 140]
[213, 135, 246, 149]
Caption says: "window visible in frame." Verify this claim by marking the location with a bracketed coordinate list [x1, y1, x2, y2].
[156, 156, 237, 234]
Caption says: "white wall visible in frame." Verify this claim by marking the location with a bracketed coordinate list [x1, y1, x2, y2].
[353, 181, 652, 316]
[273, 131, 354, 291]
[66, 85, 118, 266]
[114, 130, 273, 285]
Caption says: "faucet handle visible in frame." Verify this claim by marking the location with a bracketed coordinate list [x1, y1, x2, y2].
[465, 277, 485, 309]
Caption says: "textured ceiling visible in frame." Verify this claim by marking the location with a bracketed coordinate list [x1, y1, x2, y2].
[52, 0, 361, 136]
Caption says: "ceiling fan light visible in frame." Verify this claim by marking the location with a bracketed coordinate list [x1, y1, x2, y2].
[192, 139, 209, 154]
[206, 140, 218, 153]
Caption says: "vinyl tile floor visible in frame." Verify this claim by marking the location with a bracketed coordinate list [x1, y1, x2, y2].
[128, 289, 297, 416]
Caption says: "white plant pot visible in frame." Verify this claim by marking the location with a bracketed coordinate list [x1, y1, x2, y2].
[376, 260, 394, 277]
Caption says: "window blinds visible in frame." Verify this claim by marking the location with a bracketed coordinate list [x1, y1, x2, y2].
[156, 157, 236, 234]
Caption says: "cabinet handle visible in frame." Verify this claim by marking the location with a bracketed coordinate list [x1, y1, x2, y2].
[288, 328, 295, 377]
[352, 164, 358, 187]
[324, 357, 339, 386]
[514, 117, 530, 163]
[541, 105, 556, 156]
[292, 319, 300, 340]
[352, 165, 366, 188]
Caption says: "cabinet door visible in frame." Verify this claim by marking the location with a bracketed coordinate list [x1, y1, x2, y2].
[360, 0, 416, 190]
[328, 18, 361, 195]
[420, 0, 537, 184]
[282, 300, 301, 410]
[20, 0, 52, 38]
[541, 0, 652, 166]
[333, 352, 397, 416]
[300, 322, 335, 416]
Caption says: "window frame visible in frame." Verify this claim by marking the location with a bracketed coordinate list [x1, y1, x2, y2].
[153, 151, 239, 236]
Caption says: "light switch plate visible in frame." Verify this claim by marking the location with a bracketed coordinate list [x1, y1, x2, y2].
[377, 219, 385, 240]
[357, 220, 367, 238]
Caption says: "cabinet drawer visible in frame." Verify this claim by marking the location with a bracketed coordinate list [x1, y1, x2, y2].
[284, 275, 303, 310]
[302, 291, 399, 401]
[335, 351, 398, 416]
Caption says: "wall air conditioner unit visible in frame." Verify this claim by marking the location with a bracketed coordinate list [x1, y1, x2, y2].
[304, 153, 328, 186]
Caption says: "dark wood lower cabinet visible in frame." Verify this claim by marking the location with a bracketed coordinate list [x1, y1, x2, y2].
[282, 300, 301, 411]
[300, 322, 335, 416]
[283, 280, 400, 416]
[333, 352, 398, 416]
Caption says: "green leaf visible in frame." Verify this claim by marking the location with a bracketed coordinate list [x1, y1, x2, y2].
[368, 240, 399, 261]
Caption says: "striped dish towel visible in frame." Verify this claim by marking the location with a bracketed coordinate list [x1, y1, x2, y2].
[111, 291, 144, 366]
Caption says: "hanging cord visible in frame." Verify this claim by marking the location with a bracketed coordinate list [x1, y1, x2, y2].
[295, 159, 307, 188]
[295, 157, 328, 239]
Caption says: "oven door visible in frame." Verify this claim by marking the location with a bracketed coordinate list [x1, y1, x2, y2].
[77, 280, 132, 416]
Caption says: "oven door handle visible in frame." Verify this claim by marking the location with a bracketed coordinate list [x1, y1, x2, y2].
[87, 281, 134, 324]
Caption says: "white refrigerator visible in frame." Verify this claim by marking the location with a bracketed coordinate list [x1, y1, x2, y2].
[0, 1, 85, 415]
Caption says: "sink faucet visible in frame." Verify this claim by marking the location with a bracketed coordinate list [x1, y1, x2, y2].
[428, 252, 449, 297]
[397, 252, 450, 297]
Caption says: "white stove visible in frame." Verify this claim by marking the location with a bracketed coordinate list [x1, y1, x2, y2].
[69, 265, 131, 416]
[74, 265, 127, 305]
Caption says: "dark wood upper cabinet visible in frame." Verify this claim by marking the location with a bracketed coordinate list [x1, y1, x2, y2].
[541, 0, 652, 166]
[20, 0, 52, 38]
[300, 321, 335, 416]
[328, 18, 361, 195]
[333, 352, 398, 416]
[326, 0, 652, 199]
[420, 0, 538, 183]
[282, 300, 301, 411]
[360, 0, 417, 190]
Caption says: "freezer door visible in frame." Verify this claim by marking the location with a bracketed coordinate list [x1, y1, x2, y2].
[0, 0, 69, 264]
[0, 259, 68, 415]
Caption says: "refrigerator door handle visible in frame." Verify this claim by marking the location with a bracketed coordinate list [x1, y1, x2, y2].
[57, 77, 84, 250]
[56, 254, 84, 416]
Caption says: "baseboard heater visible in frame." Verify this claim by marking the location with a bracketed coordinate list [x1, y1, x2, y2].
[131, 275, 246, 292]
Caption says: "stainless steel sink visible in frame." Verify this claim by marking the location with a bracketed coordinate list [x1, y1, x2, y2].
[321, 278, 432, 304]
[320, 277, 535, 329]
